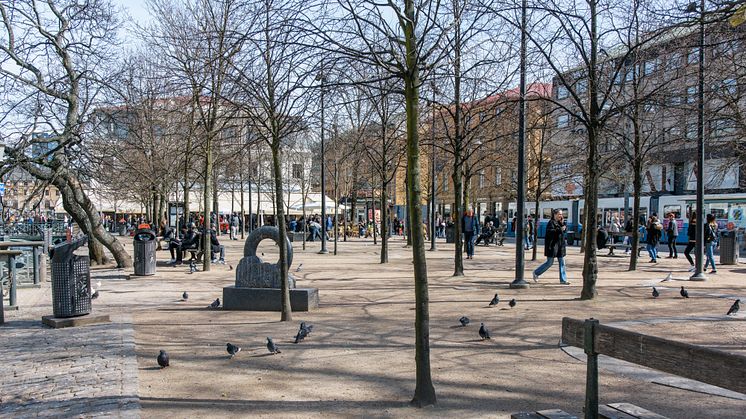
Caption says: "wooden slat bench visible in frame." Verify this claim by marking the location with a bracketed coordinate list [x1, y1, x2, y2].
[561, 317, 746, 419]
[512, 409, 578, 419]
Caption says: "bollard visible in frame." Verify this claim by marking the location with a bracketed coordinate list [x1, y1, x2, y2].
[584, 318, 599, 419]
[9, 253, 17, 308]
[32, 246, 40, 285]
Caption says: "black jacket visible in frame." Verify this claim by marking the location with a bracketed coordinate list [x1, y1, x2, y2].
[687, 223, 696, 242]
[544, 220, 566, 258]
[646, 222, 662, 245]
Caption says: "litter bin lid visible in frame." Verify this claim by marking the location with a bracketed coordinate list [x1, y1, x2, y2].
[134, 229, 156, 241]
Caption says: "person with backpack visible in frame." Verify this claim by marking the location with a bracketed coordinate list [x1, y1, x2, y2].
[533, 209, 570, 285]
[704, 214, 719, 274]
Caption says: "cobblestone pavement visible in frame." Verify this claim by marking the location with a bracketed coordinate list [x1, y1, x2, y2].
[1, 268, 140, 419]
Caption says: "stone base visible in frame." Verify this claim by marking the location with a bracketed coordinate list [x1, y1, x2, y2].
[42, 313, 111, 329]
[222, 286, 319, 311]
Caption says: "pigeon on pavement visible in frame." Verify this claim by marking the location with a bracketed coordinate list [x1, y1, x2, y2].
[91, 290, 99, 300]
[509, 299, 516, 308]
[267, 337, 281, 354]
[294, 328, 308, 343]
[300, 321, 313, 335]
[182, 291, 189, 301]
[189, 261, 197, 274]
[479, 323, 491, 340]
[226, 343, 241, 358]
[680, 286, 689, 298]
[209, 298, 221, 309]
[663, 272, 672, 282]
[296, 263, 303, 272]
[157, 350, 169, 368]
[727, 299, 740, 316]
[652, 287, 660, 298]
[459, 316, 470, 326]
[489, 293, 499, 307]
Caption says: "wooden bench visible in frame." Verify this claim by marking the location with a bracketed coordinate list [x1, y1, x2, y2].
[561, 317, 746, 418]
[0, 241, 45, 286]
[512, 409, 578, 418]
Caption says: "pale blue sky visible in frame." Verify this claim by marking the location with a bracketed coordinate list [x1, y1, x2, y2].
[114, 0, 151, 27]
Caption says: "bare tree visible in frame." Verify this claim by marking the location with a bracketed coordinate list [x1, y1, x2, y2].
[0, 0, 132, 267]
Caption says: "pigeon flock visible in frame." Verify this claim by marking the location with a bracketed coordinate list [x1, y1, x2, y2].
[649, 285, 741, 316]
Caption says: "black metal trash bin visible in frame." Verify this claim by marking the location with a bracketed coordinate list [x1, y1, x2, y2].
[50, 236, 91, 318]
[134, 229, 157, 276]
[719, 230, 739, 265]
[446, 225, 455, 243]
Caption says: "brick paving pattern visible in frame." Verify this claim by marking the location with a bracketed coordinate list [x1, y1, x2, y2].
[0, 318, 140, 418]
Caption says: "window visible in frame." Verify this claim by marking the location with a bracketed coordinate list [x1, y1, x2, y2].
[687, 48, 699, 64]
[663, 205, 682, 219]
[686, 86, 697, 104]
[721, 78, 738, 95]
[443, 177, 449, 192]
[557, 114, 570, 128]
[479, 111, 486, 122]
[576, 78, 588, 94]
[644, 104, 657, 114]
[643, 60, 656, 75]
[625, 67, 635, 82]
[711, 119, 736, 137]
[556, 85, 569, 99]
[494, 167, 502, 185]
[479, 170, 485, 188]
[669, 126, 682, 138]
[292, 163, 303, 179]
[495, 106, 504, 117]
[666, 53, 680, 71]
[686, 123, 697, 140]
[669, 93, 682, 106]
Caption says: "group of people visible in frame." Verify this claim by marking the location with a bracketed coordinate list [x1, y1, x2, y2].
[164, 223, 226, 265]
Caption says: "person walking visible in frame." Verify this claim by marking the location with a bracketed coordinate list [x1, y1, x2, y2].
[533, 209, 569, 284]
[665, 212, 678, 258]
[646, 215, 663, 263]
[462, 209, 478, 259]
[704, 213, 719, 274]
[525, 216, 534, 250]
[684, 212, 697, 271]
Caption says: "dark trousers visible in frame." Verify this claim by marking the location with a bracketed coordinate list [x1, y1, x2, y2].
[684, 241, 695, 265]
[667, 238, 678, 257]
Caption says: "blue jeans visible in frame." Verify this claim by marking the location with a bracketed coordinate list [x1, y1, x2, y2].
[525, 235, 533, 249]
[533, 256, 567, 283]
[704, 242, 717, 271]
[647, 243, 658, 260]
[464, 231, 475, 256]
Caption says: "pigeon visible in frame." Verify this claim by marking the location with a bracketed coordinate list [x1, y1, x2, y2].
[663, 272, 672, 282]
[209, 298, 221, 309]
[489, 293, 499, 307]
[294, 328, 308, 343]
[226, 343, 241, 358]
[727, 299, 740, 316]
[266, 337, 281, 354]
[296, 263, 303, 272]
[680, 286, 689, 298]
[157, 350, 169, 368]
[300, 321, 313, 335]
[509, 298, 516, 308]
[91, 290, 100, 300]
[229, 264, 233, 270]
[479, 323, 491, 340]
[182, 291, 189, 301]
[261, 252, 265, 256]
[189, 261, 197, 274]
[652, 287, 660, 298]
[459, 316, 470, 327]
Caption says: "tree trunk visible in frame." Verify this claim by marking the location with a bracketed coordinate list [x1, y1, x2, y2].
[203, 139, 213, 272]
[272, 144, 292, 322]
[629, 161, 642, 271]
[381, 181, 388, 263]
[452, 169, 464, 276]
[404, 0, 435, 406]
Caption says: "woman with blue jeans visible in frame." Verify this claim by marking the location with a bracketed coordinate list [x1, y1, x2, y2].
[704, 214, 719, 274]
[533, 209, 569, 284]
[646, 215, 662, 263]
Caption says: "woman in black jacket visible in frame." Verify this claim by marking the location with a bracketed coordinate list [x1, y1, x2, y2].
[684, 212, 696, 270]
[532, 209, 569, 284]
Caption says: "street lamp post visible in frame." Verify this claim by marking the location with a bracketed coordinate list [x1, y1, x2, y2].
[318, 70, 329, 254]
[510, 0, 530, 289]
[430, 82, 438, 251]
[689, 0, 707, 281]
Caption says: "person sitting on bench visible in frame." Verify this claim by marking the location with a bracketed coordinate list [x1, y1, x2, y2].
[209, 229, 226, 264]
[166, 227, 182, 263]
[173, 224, 199, 264]
[475, 221, 495, 246]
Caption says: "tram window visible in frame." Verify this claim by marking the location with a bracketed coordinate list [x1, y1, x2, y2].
[710, 207, 727, 219]
[543, 208, 552, 219]
[663, 205, 681, 219]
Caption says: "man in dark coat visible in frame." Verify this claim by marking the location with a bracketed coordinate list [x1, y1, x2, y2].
[646, 215, 663, 263]
[532, 209, 569, 284]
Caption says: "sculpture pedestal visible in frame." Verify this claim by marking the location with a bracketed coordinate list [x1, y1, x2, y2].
[222, 286, 319, 312]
